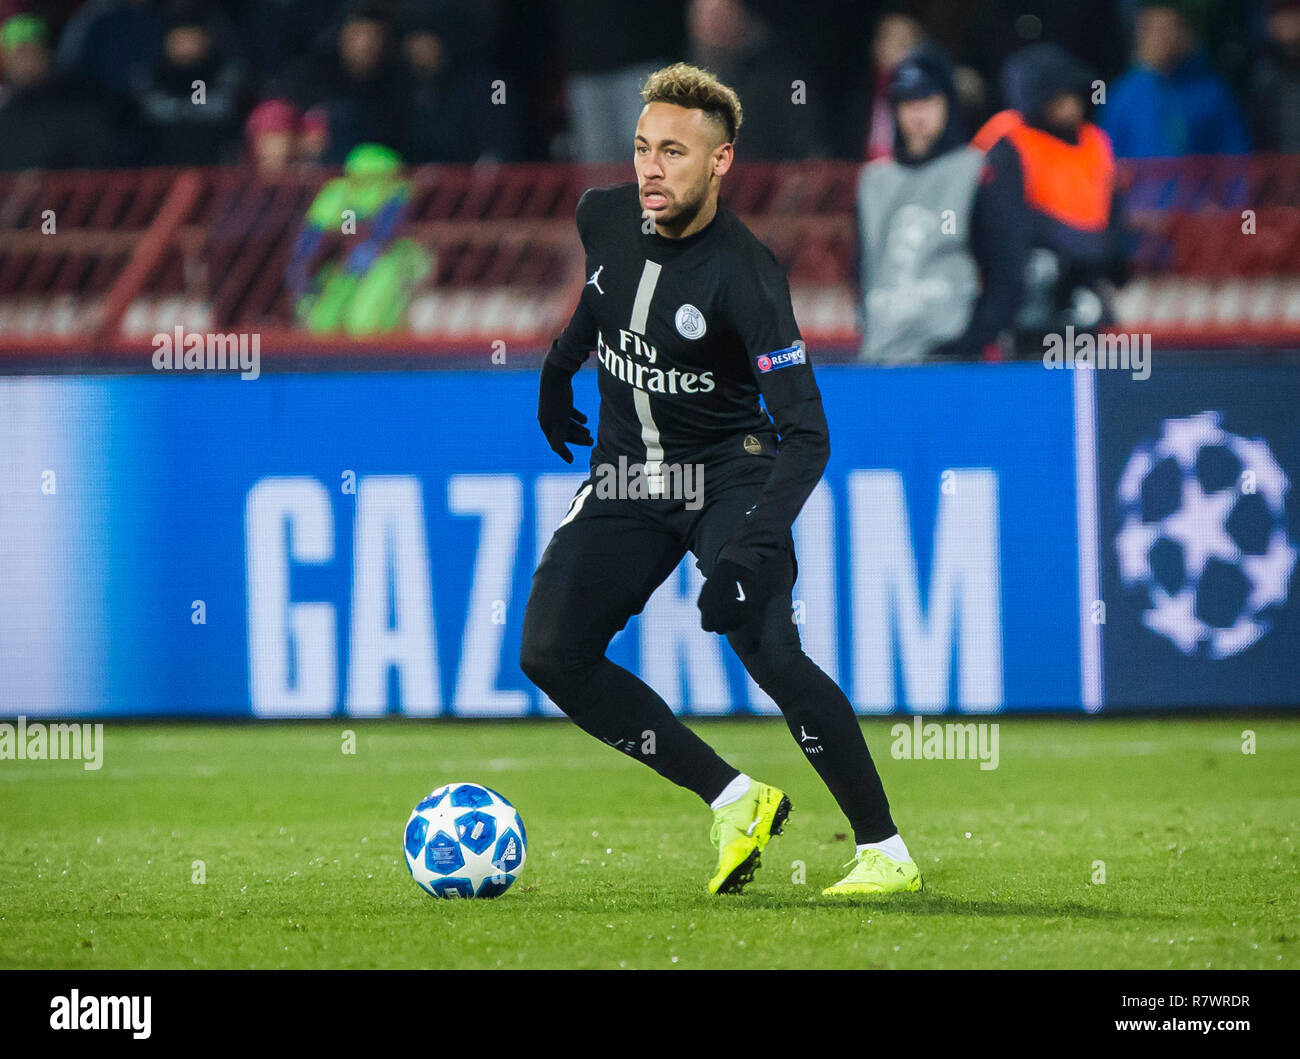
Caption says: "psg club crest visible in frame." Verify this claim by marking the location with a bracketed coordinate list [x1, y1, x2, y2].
[675, 303, 707, 339]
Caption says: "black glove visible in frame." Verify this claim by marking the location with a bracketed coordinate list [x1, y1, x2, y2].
[697, 558, 764, 633]
[537, 360, 593, 464]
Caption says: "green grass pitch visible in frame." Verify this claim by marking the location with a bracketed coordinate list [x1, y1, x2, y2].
[1, 717, 1296, 970]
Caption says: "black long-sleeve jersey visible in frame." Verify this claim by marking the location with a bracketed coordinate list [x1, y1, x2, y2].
[543, 182, 831, 573]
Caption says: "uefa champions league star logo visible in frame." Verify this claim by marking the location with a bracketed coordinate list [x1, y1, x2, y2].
[1115, 412, 1297, 659]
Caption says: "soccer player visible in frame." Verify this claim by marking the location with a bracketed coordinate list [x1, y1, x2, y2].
[519, 63, 920, 898]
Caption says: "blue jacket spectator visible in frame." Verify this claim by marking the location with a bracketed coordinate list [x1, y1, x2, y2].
[1102, 2, 1249, 157]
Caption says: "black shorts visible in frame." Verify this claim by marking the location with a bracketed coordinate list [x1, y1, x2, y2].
[531, 452, 797, 621]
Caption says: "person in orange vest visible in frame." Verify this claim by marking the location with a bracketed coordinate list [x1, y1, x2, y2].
[973, 43, 1130, 357]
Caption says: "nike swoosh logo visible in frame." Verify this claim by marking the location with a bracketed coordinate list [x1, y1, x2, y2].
[734, 582, 746, 602]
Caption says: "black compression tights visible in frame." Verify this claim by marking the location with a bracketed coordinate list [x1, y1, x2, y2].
[519, 565, 898, 844]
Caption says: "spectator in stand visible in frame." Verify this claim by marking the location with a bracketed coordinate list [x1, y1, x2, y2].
[129, 1, 247, 165]
[286, 143, 431, 334]
[399, 4, 508, 164]
[244, 100, 329, 176]
[687, 0, 825, 160]
[855, 43, 1027, 363]
[283, 0, 410, 165]
[299, 105, 329, 166]
[0, 12, 117, 169]
[1102, 1, 1250, 158]
[245, 98, 301, 177]
[975, 43, 1129, 355]
[861, 9, 925, 162]
[0, 3, 82, 43]
[204, 96, 327, 328]
[55, 0, 164, 98]
[1246, 0, 1300, 153]
[558, 0, 684, 162]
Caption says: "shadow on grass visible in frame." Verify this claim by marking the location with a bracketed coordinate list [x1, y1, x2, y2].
[735, 890, 1159, 921]
[484, 885, 1163, 923]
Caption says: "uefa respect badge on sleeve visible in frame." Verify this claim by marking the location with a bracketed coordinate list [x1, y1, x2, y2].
[755, 343, 806, 374]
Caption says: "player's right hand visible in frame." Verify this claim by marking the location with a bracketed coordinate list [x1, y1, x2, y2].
[537, 361, 593, 463]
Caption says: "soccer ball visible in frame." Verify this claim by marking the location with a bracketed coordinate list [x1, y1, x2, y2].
[403, 782, 527, 899]
[1116, 411, 1296, 659]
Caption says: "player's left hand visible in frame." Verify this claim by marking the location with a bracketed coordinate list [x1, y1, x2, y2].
[698, 558, 763, 633]
[538, 361, 593, 463]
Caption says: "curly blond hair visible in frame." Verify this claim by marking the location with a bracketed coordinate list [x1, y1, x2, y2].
[641, 62, 743, 144]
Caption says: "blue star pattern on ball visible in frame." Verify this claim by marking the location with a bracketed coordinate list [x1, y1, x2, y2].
[403, 782, 528, 900]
